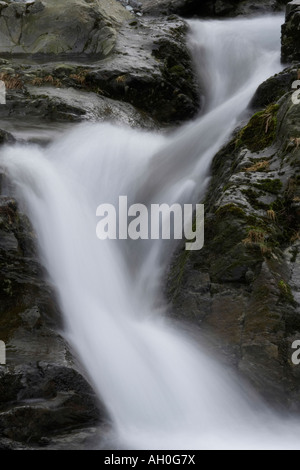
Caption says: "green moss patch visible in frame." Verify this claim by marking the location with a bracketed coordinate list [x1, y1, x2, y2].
[216, 204, 246, 219]
[278, 280, 295, 304]
[241, 188, 269, 210]
[254, 178, 283, 194]
[236, 104, 280, 152]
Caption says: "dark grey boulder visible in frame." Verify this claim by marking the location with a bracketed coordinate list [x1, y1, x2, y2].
[282, 0, 300, 62]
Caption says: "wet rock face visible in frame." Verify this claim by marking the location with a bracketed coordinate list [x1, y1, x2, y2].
[282, 1, 300, 62]
[250, 66, 298, 109]
[0, 186, 106, 449]
[0, 16, 201, 128]
[167, 66, 300, 410]
[0, 0, 131, 57]
[140, 0, 289, 17]
[0, 1, 201, 126]
[84, 18, 201, 124]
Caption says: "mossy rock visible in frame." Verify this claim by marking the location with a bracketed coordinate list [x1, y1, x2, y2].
[282, 7, 300, 62]
[236, 104, 280, 152]
[254, 178, 283, 194]
[278, 279, 295, 304]
[216, 204, 247, 219]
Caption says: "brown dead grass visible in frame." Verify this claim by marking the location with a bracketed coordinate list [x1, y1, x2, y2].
[267, 209, 276, 221]
[0, 72, 23, 90]
[291, 231, 300, 242]
[245, 160, 270, 172]
[115, 75, 127, 84]
[290, 137, 300, 150]
[31, 75, 61, 87]
[243, 229, 270, 255]
[70, 72, 87, 85]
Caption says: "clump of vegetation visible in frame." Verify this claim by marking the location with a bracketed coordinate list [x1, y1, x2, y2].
[254, 178, 282, 194]
[278, 280, 294, 304]
[31, 77, 43, 86]
[243, 228, 266, 244]
[291, 231, 300, 242]
[216, 203, 246, 218]
[0, 72, 23, 89]
[70, 70, 88, 85]
[244, 160, 270, 172]
[3, 278, 13, 297]
[115, 75, 127, 84]
[243, 228, 271, 255]
[169, 65, 186, 76]
[241, 188, 269, 210]
[236, 104, 280, 152]
[31, 75, 61, 87]
[267, 209, 276, 221]
[290, 137, 300, 150]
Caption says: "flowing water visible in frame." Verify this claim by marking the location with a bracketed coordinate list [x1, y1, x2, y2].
[2, 15, 300, 450]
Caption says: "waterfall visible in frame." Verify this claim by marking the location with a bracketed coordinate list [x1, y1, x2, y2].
[2, 14, 300, 450]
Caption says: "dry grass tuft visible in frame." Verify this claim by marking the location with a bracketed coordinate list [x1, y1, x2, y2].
[0, 72, 23, 90]
[31, 75, 61, 87]
[291, 231, 300, 242]
[115, 75, 127, 84]
[267, 209, 276, 221]
[245, 160, 270, 172]
[70, 71, 87, 85]
[290, 137, 300, 150]
[243, 229, 265, 245]
[243, 229, 270, 255]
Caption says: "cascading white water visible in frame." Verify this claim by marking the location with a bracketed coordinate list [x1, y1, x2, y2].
[2, 15, 300, 450]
